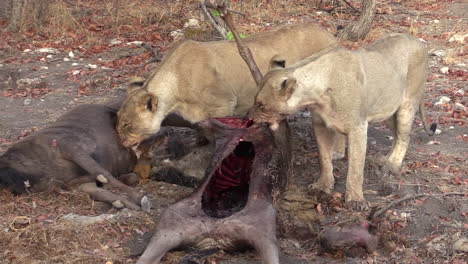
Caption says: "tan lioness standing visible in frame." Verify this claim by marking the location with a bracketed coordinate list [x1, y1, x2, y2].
[116, 23, 336, 147]
[248, 33, 435, 210]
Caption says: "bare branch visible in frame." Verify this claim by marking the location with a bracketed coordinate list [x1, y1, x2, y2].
[200, 0, 227, 39]
[369, 192, 466, 220]
[210, 1, 263, 86]
[337, 0, 377, 41]
[141, 42, 162, 65]
[340, 0, 358, 13]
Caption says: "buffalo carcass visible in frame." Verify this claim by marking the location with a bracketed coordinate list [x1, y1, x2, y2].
[136, 117, 290, 264]
[0, 99, 153, 210]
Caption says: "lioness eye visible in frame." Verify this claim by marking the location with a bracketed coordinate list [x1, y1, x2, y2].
[123, 123, 130, 129]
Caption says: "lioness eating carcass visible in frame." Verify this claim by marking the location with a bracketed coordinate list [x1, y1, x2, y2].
[116, 23, 337, 147]
[248, 33, 436, 210]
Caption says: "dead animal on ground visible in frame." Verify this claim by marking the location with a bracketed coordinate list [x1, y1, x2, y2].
[247, 33, 436, 211]
[0, 97, 154, 211]
[136, 117, 289, 264]
[116, 22, 337, 148]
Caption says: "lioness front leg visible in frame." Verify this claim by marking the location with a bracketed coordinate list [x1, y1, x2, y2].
[311, 123, 336, 193]
[345, 124, 369, 211]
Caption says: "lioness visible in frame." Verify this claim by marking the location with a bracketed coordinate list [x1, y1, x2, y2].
[116, 23, 336, 147]
[248, 33, 435, 210]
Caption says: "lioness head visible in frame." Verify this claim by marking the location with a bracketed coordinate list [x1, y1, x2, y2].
[249, 57, 298, 130]
[117, 77, 160, 147]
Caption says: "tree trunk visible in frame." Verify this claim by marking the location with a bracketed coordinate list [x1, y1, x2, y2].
[337, 0, 376, 41]
[0, 0, 13, 21]
[7, 0, 50, 32]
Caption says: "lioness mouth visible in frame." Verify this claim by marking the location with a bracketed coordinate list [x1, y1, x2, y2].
[202, 118, 254, 218]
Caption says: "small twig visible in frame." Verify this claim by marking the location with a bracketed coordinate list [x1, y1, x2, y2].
[369, 192, 466, 220]
[340, 0, 358, 12]
[213, 2, 263, 86]
[141, 42, 162, 65]
[200, 0, 227, 39]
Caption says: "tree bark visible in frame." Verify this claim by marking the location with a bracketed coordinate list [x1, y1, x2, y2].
[0, 0, 13, 21]
[7, 0, 50, 32]
[337, 0, 376, 41]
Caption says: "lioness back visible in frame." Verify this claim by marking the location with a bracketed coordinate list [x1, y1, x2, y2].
[117, 23, 337, 146]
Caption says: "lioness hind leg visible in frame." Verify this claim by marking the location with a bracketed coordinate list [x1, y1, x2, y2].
[310, 124, 336, 193]
[333, 134, 346, 160]
[345, 124, 369, 211]
[386, 103, 418, 172]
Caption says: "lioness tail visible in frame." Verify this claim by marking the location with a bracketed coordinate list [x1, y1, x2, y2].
[419, 100, 437, 135]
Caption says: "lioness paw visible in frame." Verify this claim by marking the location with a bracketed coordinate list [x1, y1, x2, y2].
[346, 200, 370, 212]
[309, 181, 333, 194]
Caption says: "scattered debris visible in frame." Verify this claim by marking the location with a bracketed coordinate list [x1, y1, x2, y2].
[170, 30, 184, 40]
[110, 39, 122, 46]
[184, 18, 200, 28]
[453, 238, 468, 253]
[34, 48, 60, 54]
[448, 34, 466, 43]
[68, 51, 75, 58]
[454, 102, 465, 111]
[431, 49, 445, 57]
[440, 66, 449, 74]
[434, 128, 442, 135]
[434, 96, 451, 106]
[126, 41, 144, 46]
[62, 213, 119, 225]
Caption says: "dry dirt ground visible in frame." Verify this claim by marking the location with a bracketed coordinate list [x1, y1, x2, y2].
[0, 1, 467, 264]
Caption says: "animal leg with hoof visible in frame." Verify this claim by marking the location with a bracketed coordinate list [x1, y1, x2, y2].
[253, 237, 280, 264]
[136, 229, 184, 264]
[345, 125, 369, 211]
[310, 124, 336, 193]
[61, 145, 146, 207]
[78, 182, 140, 210]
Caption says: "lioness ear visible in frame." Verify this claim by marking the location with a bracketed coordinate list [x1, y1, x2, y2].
[269, 55, 286, 71]
[278, 78, 296, 100]
[142, 93, 158, 112]
[127, 76, 145, 94]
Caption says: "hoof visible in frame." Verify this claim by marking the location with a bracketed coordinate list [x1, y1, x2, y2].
[97, 174, 108, 184]
[346, 200, 370, 212]
[112, 200, 124, 209]
[140, 196, 152, 213]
